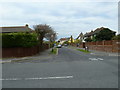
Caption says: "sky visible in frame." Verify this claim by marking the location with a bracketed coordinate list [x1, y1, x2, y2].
[0, 0, 119, 39]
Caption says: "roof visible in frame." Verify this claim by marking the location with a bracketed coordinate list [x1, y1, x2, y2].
[60, 38, 68, 41]
[76, 32, 83, 39]
[84, 31, 94, 37]
[1, 25, 33, 33]
[93, 27, 116, 34]
[84, 27, 116, 37]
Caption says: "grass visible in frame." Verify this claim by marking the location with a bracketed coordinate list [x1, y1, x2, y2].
[50, 48, 58, 54]
[77, 49, 91, 53]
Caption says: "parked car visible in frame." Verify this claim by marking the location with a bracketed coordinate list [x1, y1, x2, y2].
[64, 44, 68, 46]
[57, 44, 62, 48]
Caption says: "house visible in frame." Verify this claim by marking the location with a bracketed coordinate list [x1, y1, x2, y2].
[83, 27, 116, 40]
[1, 24, 33, 33]
[59, 38, 69, 44]
[68, 35, 75, 43]
[83, 30, 94, 40]
[76, 32, 84, 42]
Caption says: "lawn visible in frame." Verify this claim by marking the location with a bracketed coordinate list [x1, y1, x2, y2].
[50, 48, 58, 54]
[77, 49, 91, 53]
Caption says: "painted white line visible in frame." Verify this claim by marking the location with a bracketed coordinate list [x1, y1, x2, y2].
[0, 76, 73, 81]
[97, 58, 104, 61]
[89, 58, 98, 61]
[0, 78, 21, 81]
[25, 76, 73, 80]
[89, 58, 104, 61]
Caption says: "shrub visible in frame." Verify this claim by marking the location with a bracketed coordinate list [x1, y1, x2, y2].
[112, 34, 120, 40]
[2, 32, 39, 48]
[95, 28, 116, 41]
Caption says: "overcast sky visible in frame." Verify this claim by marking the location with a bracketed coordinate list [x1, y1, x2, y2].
[0, 0, 119, 39]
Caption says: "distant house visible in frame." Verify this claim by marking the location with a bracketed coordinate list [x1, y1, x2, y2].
[68, 35, 75, 43]
[83, 27, 116, 40]
[1, 24, 33, 33]
[59, 38, 69, 44]
[76, 32, 84, 42]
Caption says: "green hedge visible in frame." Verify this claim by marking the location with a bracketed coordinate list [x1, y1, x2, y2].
[2, 32, 39, 48]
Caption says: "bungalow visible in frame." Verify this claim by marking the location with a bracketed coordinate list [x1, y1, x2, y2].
[1, 24, 33, 33]
[83, 27, 116, 40]
[59, 38, 69, 44]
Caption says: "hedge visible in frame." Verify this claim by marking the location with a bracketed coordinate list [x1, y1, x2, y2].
[1, 32, 39, 48]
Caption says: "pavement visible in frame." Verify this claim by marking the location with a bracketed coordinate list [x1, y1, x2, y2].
[2, 46, 118, 88]
[67, 46, 120, 56]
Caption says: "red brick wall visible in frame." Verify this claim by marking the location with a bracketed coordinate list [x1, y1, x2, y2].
[85, 40, 120, 53]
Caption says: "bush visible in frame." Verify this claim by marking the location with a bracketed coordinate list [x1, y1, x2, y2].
[95, 28, 116, 41]
[2, 32, 39, 48]
[112, 34, 120, 40]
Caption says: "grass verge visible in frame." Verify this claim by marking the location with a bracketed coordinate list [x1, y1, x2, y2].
[50, 48, 58, 54]
[77, 49, 91, 53]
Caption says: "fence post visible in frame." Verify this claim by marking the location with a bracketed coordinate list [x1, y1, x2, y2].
[103, 40, 105, 52]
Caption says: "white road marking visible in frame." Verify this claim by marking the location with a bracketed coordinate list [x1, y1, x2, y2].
[0, 76, 73, 81]
[89, 58, 98, 61]
[0, 78, 21, 81]
[89, 58, 104, 61]
[25, 76, 73, 80]
[97, 58, 104, 60]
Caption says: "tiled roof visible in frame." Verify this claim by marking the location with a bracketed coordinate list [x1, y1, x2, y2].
[84, 27, 116, 37]
[1, 25, 33, 33]
[84, 31, 94, 37]
[76, 32, 83, 39]
[60, 38, 68, 41]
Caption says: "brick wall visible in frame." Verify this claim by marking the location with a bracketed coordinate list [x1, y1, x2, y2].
[71, 40, 120, 53]
[85, 40, 120, 53]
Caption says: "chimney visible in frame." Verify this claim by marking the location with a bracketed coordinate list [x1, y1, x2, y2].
[25, 24, 29, 27]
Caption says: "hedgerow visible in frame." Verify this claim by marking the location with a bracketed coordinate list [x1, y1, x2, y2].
[2, 32, 39, 48]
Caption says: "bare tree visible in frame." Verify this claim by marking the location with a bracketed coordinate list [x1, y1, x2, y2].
[33, 24, 57, 46]
[45, 31, 57, 42]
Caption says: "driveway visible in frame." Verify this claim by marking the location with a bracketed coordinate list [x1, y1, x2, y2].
[2, 47, 118, 88]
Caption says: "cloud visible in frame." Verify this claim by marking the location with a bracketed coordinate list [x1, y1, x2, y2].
[1, 0, 119, 2]
[0, 1, 118, 39]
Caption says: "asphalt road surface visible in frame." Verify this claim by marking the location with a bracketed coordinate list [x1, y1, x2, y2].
[2, 47, 118, 88]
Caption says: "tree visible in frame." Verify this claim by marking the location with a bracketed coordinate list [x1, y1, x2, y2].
[33, 24, 56, 46]
[74, 39, 81, 44]
[95, 28, 116, 41]
[70, 35, 74, 43]
[45, 31, 57, 42]
[112, 34, 120, 40]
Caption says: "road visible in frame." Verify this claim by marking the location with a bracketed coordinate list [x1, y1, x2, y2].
[2, 47, 118, 88]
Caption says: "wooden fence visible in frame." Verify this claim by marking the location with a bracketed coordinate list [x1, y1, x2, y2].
[71, 40, 120, 53]
[1, 44, 50, 58]
[85, 40, 120, 53]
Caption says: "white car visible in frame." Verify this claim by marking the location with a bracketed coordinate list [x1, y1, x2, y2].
[57, 44, 62, 48]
